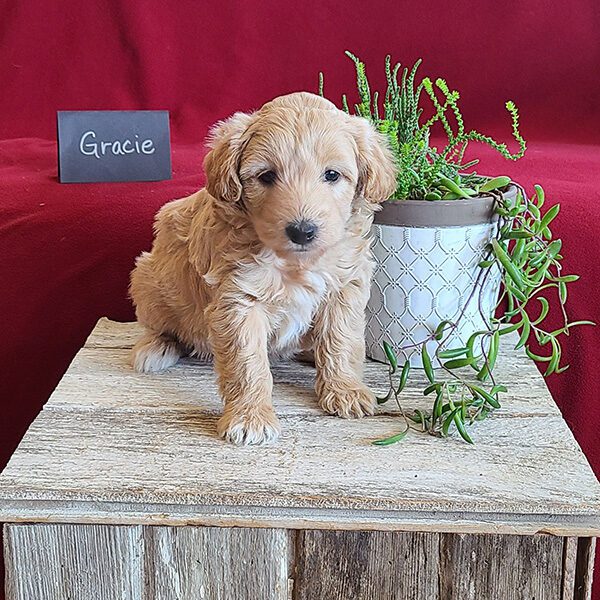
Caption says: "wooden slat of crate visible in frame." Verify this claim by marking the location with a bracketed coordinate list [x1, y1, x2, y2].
[4, 525, 581, 600]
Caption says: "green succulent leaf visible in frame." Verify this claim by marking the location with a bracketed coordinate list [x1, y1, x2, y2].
[442, 408, 460, 437]
[540, 204, 560, 229]
[532, 297, 550, 325]
[492, 239, 524, 290]
[376, 390, 392, 405]
[373, 428, 409, 446]
[470, 384, 501, 409]
[525, 346, 553, 362]
[409, 410, 427, 424]
[453, 411, 474, 444]
[516, 313, 531, 349]
[505, 230, 535, 240]
[438, 176, 470, 198]
[559, 281, 567, 304]
[499, 321, 522, 335]
[421, 344, 435, 383]
[433, 390, 444, 421]
[437, 347, 469, 359]
[383, 340, 398, 373]
[534, 184, 545, 207]
[423, 382, 441, 396]
[480, 175, 510, 192]
[434, 320, 453, 340]
[443, 357, 478, 370]
[397, 361, 411, 394]
[490, 384, 508, 395]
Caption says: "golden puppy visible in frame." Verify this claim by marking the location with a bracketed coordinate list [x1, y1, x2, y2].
[130, 92, 397, 445]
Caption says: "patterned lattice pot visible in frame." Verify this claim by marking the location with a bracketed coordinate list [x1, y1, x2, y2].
[366, 185, 517, 366]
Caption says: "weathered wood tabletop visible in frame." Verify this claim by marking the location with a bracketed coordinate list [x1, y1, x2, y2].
[1, 318, 599, 537]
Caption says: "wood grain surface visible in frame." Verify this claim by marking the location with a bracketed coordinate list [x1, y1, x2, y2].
[0, 318, 599, 537]
[4, 524, 582, 600]
[295, 530, 569, 600]
[5, 524, 145, 600]
[4, 524, 289, 600]
[295, 530, 441, 600]
[437, 532, 565, 600]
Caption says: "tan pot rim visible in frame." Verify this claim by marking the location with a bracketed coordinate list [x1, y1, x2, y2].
[374, 184, 518, 227]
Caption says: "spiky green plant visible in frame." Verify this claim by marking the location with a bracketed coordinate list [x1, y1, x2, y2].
[319, 51, 526, 200]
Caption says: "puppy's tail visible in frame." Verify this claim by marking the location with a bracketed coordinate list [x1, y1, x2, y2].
[131, 331, 183, 373]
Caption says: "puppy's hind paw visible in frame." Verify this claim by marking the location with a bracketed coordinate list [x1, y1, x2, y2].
[319, 383, 376, 419]
[131, 332, 183, 373]
[217, 407, 281, 446]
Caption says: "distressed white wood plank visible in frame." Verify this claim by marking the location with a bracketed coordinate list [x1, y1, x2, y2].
[144, 526, 289, 600]
[4, 524, 289, 600]
[84, 318, 145, 349]
[0, 319, 599, 536]
[53, 318, 559, 418]
[0, 409, 593, 506]
[1, 408, 599, 535]
[4, 523, 144, 600]
[2, 498, 600, 536]
[45, 346, 560, 418]
[294, 531, 572, 600]
[563, 537, 578, 600]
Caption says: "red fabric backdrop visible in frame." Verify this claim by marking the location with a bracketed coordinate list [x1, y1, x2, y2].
[1, 0, 599, 595]
[2, 0, 600, 143]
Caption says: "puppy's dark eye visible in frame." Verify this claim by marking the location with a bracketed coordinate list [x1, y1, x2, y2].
[258, 170, 277, 185]
[324, 170, 341, 183]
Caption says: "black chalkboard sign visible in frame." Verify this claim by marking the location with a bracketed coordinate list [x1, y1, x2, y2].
[57, 111, 172, 183]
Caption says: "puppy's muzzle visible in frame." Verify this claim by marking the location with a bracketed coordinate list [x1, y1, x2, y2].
[285, 219, 318, 246]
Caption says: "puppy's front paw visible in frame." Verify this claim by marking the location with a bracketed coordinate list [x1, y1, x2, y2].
[217, 406, 281, 446]
[319, 383, 376, 419]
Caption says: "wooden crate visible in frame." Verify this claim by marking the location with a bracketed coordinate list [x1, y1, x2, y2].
[1, 318, 599, 599]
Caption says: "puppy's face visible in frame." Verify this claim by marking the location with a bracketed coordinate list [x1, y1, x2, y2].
[240, 110, 361, 259]
[204, 93, 397, 262]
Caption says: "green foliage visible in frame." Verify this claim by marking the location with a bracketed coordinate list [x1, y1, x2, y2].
[319, 52, 591, 445]
[373, 185, 593, 445]
[319, 52, 527, 200]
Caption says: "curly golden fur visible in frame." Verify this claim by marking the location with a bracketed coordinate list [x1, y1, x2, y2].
[130, 92, 397, 445]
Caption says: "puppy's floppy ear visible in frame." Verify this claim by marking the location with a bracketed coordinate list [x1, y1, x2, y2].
[203, 112, 254, 203]
[349, 116, 398, 204]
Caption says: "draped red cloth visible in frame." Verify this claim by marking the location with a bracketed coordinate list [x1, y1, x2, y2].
[1, 1, 599, 595]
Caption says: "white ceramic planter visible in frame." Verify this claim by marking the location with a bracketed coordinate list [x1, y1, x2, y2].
[366, 186, 516, 366]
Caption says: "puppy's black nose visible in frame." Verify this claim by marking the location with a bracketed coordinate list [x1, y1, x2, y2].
[285, 220, 318, 245]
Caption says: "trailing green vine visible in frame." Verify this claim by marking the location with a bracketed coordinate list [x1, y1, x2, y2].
[373, 184, 592, 444]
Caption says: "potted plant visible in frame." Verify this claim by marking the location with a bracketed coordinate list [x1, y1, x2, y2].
[319, 52, 592, 444]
